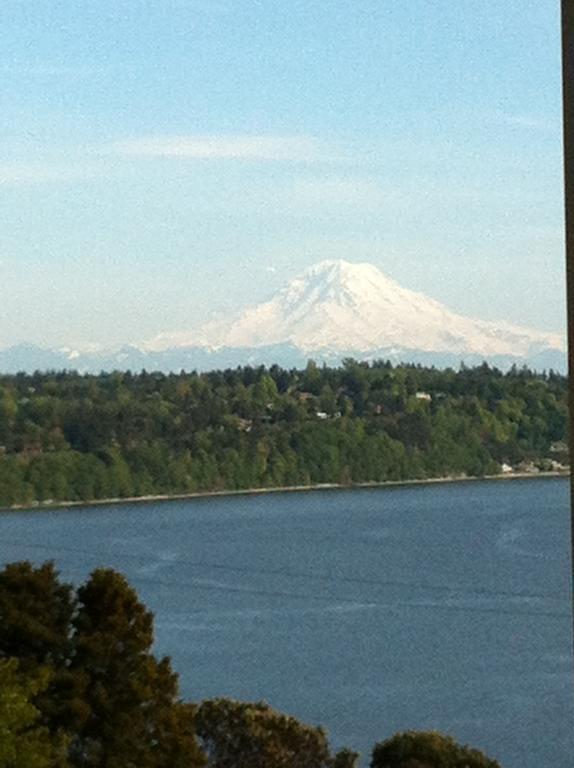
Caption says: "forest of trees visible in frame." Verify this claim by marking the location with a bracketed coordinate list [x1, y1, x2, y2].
[0, 560, 502, 767]
[0, 361, 568, 507]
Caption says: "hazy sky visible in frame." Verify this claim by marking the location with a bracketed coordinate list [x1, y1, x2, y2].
[0, 0, 566, 349]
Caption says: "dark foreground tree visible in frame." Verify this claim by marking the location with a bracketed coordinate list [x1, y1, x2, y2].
[68, 568, 205, 768]
[0, 560, 507, 768]
[331, 747, 360, 768]
[0, 658, 69, 768]
[0, 561, 75, 667]
[0, 560, 83, 731]
[195, 698, 358, 768]
[0, 562, 205, 768]
[370, 731, 501, 768]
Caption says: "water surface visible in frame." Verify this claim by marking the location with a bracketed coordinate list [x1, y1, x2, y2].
[0, 478, 572, 767]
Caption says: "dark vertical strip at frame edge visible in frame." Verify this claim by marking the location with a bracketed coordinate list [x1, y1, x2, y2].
[562, 0, 574, 656]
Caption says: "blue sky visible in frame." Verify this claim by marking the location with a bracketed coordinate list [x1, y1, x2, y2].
[0, 0, 566, 349]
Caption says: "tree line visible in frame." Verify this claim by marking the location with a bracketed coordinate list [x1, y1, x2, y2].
[0, 560, 501, 767]
[0, 361, 568, 507]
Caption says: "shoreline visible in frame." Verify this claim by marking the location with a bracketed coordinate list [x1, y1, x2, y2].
[3, 470, 569, 514]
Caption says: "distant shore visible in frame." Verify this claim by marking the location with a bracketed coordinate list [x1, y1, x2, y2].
[3, 470, 569, 514]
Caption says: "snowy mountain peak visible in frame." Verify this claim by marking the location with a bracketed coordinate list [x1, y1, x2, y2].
[299, 258, 382, 283]
[282, 259, 399, 309]
[144, 259, 565, 363]
[1, 259, 566, 374]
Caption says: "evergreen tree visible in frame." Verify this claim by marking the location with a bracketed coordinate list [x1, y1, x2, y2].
[0, 561, 75, 668]
[0, 658, 69, 768]
[70, 568, 204, 768]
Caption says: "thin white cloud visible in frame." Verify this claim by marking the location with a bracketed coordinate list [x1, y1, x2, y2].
[489, 110, 558, 133]
[111, 135, 320, 162]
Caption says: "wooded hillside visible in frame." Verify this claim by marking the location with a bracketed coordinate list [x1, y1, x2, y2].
[0, 361, 568, 507]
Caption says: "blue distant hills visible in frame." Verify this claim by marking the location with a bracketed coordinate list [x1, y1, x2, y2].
[0, 341, 566, 375]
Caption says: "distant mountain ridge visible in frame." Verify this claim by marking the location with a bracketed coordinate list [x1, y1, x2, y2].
[0, 260, 566, 373]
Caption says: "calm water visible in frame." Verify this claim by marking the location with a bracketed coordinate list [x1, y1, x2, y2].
[0, 478, 572, 767]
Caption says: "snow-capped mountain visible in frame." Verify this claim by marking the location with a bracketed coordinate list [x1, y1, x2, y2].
[0, 260, 566, 373]
[146, 259, 565, 360]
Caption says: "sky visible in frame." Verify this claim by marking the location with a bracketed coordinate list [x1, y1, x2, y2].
[0, 0, 566, 350]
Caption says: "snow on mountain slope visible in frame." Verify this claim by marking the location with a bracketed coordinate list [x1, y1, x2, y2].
[146, 260, 565, 358]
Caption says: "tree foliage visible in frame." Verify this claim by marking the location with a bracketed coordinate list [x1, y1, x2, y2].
[0, 658, 68, 768]
[0, 363, 567, 507]
[370, 730, 501, 768]
[0, 561, 75, 667]
[0, 562, 205, 768]
[195, 698, 357, 768]
[0, 561, 504, 767]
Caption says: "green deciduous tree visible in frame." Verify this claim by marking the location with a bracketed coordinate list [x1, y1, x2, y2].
[195, 698, 355, 768]
[370, 731, 501, 768]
